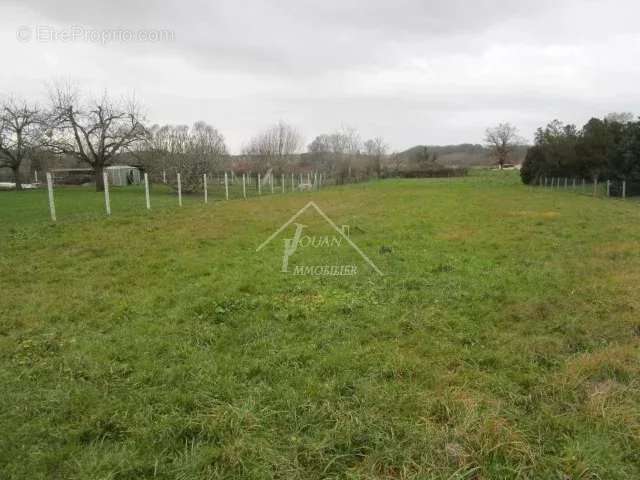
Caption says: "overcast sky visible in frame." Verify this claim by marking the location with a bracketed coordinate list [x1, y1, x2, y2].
[1, 0, 639, 153]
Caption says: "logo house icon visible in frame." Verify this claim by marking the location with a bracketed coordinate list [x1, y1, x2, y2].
[256, 201, 383, 276]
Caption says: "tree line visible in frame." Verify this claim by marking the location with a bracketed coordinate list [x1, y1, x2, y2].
[0, 87, 399, 192]
[2, 84, 523, 192]
[521, 113, 640, 185]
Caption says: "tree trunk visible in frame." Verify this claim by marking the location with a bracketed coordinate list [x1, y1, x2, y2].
[12, 166, 23, 191]
[95, 164, 105, 192]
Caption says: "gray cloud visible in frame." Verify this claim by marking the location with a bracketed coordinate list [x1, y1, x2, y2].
[2, 0, 640, 152]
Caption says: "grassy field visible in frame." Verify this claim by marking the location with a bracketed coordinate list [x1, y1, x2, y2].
[1, 172, 640, 479]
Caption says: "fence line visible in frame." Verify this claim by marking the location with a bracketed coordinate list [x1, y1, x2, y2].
[36, 169, 341, 222]
[534, 176, 638, 199]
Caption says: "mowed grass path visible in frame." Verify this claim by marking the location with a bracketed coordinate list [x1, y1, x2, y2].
[1, 172, 640, 479]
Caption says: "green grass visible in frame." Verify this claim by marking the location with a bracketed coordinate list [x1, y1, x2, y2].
[0, 179, 265, 227]
[1, 171, 640, 479]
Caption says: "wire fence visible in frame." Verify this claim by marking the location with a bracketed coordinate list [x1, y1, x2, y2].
[532, 176, 640, 199]
[31, 170, 330, 224]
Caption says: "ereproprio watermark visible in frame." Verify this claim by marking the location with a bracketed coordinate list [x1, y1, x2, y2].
[257, 201, 383, 276]
[16, 25, 175, 44]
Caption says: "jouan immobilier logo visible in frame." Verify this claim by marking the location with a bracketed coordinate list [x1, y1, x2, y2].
[256, 201, 383, 276]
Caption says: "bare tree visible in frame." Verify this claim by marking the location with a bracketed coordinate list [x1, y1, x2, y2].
[243, 121, 303, 173]
[147, 122, 227, 192]
[307, 126, 362, 182]
[363, 136, 388, 177]
[44, 84, 147, 191]
[484, 123, 523, 169]
[330, 127, 361, 182]
[387, 151, 405, 175]
[0, 97, 43, 191]
[329, 126, 361, 156]
[308, 134, 332, 155]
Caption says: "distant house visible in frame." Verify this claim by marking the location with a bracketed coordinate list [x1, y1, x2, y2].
[106, 165, 142, 186]
[50, 165, 143, 186]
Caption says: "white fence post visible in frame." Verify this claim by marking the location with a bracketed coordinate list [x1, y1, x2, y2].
[177, 173, 182, 206]
[291, 173, 294, 191]
[224, 172, 229, 200]
[622, 180, 627, 199]
[203, 173, 208, 203]
[162, 170, 166, 184]
[593, 178, 598, 197]
[144, 173, 151, 210]
[34, 170, 38, 184]
[242, 174, 246, 199]
[46, 172, 56, 221]
[271, 174, 274, 194]
[258, 173, 262, 195]
[103, 171, 111, 216]
[606, 180, 611, 197]
[282, 174, 285, 193]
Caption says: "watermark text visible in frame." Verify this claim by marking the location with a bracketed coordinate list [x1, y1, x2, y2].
[16, 25, 175, 44]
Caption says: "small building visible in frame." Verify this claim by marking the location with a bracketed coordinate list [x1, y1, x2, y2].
[106, 165, 142, 186]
